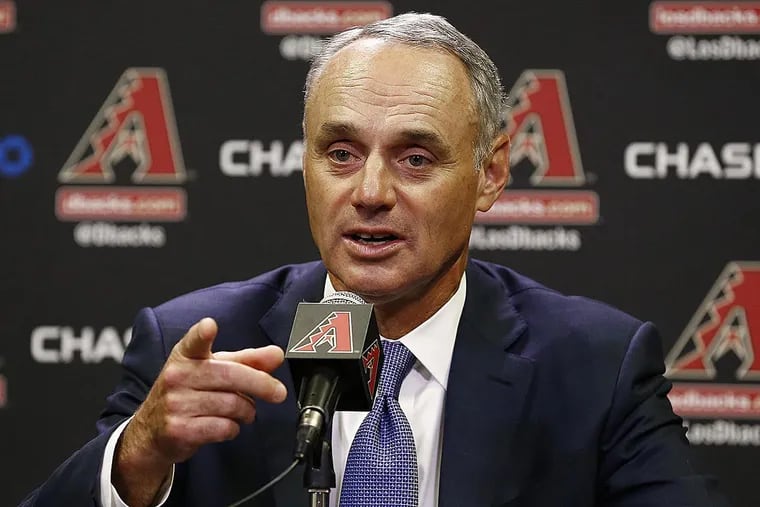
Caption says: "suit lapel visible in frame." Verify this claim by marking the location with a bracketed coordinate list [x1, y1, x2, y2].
[439, 261, 535, 507]
[259, 262, 327, 349]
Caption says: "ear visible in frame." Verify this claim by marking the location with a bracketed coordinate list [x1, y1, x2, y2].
[301, 121, 308, 184]
[476, 133, 510, 212]
[301, 148, 307, 184]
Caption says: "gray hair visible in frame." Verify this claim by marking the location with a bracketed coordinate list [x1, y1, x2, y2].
[303, 12, 506, 169]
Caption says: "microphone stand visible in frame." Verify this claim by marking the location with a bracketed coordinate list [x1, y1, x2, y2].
[304, 438, 335, 507]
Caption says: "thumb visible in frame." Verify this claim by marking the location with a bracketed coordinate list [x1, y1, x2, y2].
[176, 317, 217, 359]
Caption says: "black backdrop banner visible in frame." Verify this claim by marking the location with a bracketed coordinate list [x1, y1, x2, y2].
[2, 1, 759, 505]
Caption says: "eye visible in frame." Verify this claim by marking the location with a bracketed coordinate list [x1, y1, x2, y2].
[331, 149, 352, 162]
[407, 154, 428, 167]
[328, 148, 358, 164]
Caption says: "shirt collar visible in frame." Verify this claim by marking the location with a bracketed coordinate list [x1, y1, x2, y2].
[323, 274, 466, 390]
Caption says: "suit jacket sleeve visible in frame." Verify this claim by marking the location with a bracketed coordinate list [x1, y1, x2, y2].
[596, 322, 728, 507]
[19, 307, 168, 506]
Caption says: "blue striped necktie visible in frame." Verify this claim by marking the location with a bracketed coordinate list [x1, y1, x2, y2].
[339, 340, 419, 506]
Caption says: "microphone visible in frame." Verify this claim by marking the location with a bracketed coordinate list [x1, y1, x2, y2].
[285, 291, 383, 461]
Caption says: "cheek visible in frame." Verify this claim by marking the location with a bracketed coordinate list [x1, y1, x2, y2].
[305, 173, 349, 238]
[304, 175, 327, 236]
[412, 188, 474, 242]
[429, 182, 478, 243]
[432, 175, 477, 217]
[305, 169, 331, 209]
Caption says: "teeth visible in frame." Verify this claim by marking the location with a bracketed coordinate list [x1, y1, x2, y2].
[356, 233, 392, 241]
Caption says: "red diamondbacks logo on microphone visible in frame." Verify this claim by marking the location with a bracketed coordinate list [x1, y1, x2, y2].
[362, 341, 380, 395]
[290, 311, 354, 353]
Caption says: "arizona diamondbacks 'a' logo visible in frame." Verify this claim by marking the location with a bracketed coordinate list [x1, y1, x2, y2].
[666, 262, 760, 380]
[362, 341, 380, 396]
[58, 68, 186, 184]
[505, 69, 585, 186]
[290, 311, 354, 353]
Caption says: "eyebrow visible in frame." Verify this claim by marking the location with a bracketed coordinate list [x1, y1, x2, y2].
[397, 128, 453, 160]
[314, 122, 453, 160]
[314, 122, 361, 142]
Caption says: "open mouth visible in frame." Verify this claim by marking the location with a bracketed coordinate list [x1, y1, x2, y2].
[351, 233, 398, 244]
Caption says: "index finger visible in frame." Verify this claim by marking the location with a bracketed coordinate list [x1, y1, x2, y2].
[213, 345, 284, 373]
[200, 360, 288, 404]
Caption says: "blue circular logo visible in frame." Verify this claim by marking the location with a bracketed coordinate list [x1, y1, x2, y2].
[0, 135, 34, 177]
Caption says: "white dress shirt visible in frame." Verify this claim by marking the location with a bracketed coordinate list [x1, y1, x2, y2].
[100, 274, 466, 507]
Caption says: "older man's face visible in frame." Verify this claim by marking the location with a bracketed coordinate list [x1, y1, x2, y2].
[303, 39, 498, 306]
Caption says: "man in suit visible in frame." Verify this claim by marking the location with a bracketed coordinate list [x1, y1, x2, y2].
[24, 12, 723, 507]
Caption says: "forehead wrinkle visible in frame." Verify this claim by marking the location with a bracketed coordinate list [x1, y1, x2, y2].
[323, 101, 452, 141]
[385, 109, 447, 129]
[322, 93, 450, 126]
[330, 74, 459, 107]
[324, 89, 460, 126]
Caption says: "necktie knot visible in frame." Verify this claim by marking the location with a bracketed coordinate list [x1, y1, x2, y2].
[376, 340, 416, 400]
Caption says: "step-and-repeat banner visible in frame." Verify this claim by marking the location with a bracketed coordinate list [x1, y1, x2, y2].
[1, 1, 758, 505]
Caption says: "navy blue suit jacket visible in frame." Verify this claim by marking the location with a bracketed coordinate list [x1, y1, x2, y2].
[23, 260, 723, 506]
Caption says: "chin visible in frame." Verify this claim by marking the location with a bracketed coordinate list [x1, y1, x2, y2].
[334, 271, 409, 303]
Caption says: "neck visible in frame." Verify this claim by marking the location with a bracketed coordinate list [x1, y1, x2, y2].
[371, 257, 467, 339]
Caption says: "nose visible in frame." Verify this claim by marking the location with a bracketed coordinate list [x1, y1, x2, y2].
[350, 153, 396, 212]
